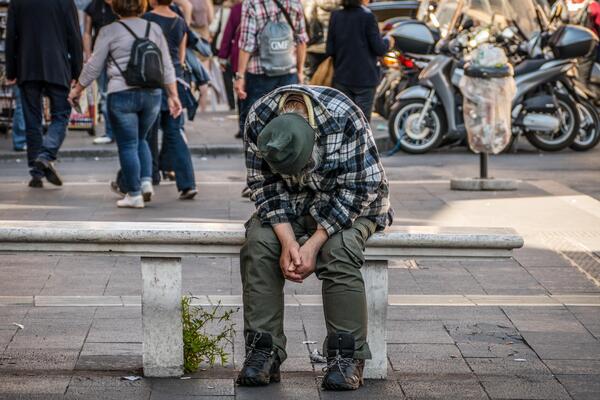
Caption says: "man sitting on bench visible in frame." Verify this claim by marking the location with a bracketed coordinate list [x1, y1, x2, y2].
[238, 85, 393, 391]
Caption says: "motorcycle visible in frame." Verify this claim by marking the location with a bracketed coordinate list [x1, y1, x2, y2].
[387, 0, 596, 154]
[374, 51, 430, 119]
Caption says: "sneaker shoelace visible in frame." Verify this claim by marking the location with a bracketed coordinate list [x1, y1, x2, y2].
[243, 335, 272, 369]
[322, 354, 354, 379]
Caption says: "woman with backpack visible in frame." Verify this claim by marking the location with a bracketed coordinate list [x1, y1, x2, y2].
[144, 0, 198, 200]
[69, 0, 183, 209]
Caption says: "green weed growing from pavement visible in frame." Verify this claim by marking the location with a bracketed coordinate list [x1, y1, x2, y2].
[181, 295, 237, 373]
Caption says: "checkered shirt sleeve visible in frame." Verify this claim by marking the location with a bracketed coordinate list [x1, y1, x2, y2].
[309, 116, 384, 236]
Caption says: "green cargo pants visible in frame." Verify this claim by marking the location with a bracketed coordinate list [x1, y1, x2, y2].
[240, 214, 376, 363]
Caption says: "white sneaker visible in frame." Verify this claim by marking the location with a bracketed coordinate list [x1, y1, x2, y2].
[93, 136, 113, 145]
[117, 194, 144, 209]
[141, 181, 153, 202]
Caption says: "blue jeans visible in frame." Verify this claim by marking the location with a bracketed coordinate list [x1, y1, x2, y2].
[11, 86, 27, 150]
[98, 69, 113, 140]
[239, 73, 299, 134]
[108, 89, 161, 196]
[20, 81, 71, 178]
[159, 111, 196, 191]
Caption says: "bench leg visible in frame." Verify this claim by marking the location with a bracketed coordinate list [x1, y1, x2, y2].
[362, 260, 388, 379]
[141, 257, 184, 377]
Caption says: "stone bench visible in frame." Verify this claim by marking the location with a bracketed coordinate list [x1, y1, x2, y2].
[0, 221, 523, 379]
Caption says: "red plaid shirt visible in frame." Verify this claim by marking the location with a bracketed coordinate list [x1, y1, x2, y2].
[239, 0, 308, 75]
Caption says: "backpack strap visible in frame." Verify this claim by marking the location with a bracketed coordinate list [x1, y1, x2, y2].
[118, 20, 140, 40]
[144, 21, 152, 39]
[272, 0, 297, 37]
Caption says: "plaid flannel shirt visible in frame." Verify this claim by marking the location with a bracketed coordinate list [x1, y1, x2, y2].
[245, 85, 394, 236]
[239, 0, 308, 75]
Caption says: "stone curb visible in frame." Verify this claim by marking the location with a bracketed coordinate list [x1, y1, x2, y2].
[0, 137, 392, 161]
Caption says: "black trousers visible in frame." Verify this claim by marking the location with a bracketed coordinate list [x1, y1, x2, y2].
[333, 82, 376, 122]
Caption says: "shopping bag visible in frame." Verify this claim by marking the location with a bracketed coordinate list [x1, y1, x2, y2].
[310, 57, 334, 87]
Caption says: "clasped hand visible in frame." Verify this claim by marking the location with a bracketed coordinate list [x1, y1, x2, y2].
[279, 240, 318, 283]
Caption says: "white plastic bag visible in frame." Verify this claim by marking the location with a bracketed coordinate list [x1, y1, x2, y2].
[459, 75, 516, 154]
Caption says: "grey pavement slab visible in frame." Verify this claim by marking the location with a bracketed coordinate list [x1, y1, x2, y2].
[478, 375, 571, 400]
[86, 318, 141, 343]
[0, 349, 80, 371]
[236, 375, 320, 400]
[76, 342, 143, 371]
[466, 357, 552, 376]
[66, 375, 152, 400]
[544, 359, 600, 375]
[0, 374, 71, 398]
[387, 320, 454, 344]
[398, 374, 489, 400]
[556, 374, 600, 400]
[7, 318, 91, 350]
[148, 378, 235, 397]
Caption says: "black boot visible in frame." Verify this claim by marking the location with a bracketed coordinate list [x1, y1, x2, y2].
[236, 331, 281, 386]
[322, 332, 364, 391]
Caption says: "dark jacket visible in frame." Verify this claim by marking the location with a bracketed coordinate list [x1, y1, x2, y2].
[6, 0, 83, 88]
[326, 6, 390, 87]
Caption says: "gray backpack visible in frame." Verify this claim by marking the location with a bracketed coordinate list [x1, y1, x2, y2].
[258, 0, 297, 76]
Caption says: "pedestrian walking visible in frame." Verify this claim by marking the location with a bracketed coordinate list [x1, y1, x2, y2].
[218, 0, 243, 137]
[235, 0, 308, 134]
[83, 0, 118, 145]
[190, 0, 214, 40]
[325, 0, 393, 121]
[144, 0, 198, 200]
[69, 0, 182, 209]
[303, 0, 341, 81]
[235, 0, 308, 197]
[5, 0, 83, 188]
[237, 84, 393, 390]
[10, 86, 26, 152]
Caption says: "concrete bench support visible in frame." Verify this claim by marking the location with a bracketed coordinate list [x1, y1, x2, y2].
[141, 257, 184, 377]
[363, 260, 389, 379]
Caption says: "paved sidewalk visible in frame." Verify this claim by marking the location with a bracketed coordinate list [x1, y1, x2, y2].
[0, 112, 599, 398]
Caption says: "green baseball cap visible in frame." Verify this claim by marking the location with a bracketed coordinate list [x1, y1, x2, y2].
[257, 113, 316, 176]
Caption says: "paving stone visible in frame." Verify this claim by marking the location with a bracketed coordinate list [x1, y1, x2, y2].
[7, 318, 90, 350]
[148, 378, 234, 397]
[66, 375, 151, 400]
[319, 376, 406, 399]
[556, 374, 600, 400]
[528, 267, 600, 293]
[94, 307, 141, 319]
[387, 306, 511, 325]
[388, 344, 462, 360]
[398, 374, 488, 400]
[24, 306, 96, 320]
[390, 358, 472, 375]
[387, 321, 454, 344]
[544, 359, 600, 375]
[236, 375, 320, 400]
[456, 342, 536, 359]
[0, 374, 71, 397]
[466, 357, 552, 376]
[86, 318, 141, 343]
[513, 249, 572, 268]
[76, 342, 142, 371]
[463, 265, 546, 292]
[0, 349, 79, 371]
[479, 375, 571, 400]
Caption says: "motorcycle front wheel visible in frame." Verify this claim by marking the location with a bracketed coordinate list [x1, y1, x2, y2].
[525, 93, 580, 152]
[570, 99, 600, 152]
[388, 100, 447, 154]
